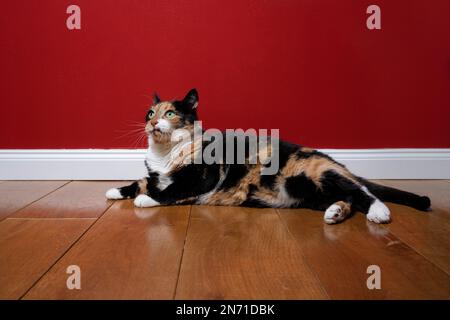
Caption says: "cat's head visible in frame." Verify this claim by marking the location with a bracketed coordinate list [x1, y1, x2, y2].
[145, 88, 199, 144]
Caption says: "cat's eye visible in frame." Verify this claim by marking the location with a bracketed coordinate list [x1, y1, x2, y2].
[148, 110, 155, 119]
[165, 111, 176, 119]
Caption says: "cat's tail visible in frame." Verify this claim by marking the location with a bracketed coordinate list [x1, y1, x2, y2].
[357, 177, 431, 211]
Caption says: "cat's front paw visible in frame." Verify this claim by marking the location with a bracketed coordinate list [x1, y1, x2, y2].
[134, 194, 160, 208]
[105, 188, 124, 199]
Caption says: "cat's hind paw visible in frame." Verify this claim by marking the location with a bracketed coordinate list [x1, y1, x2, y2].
[134, 194, 160, 208]
[366, 200, 391, 224]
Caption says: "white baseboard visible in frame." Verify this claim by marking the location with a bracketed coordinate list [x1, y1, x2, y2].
[0, 149, 449, 180]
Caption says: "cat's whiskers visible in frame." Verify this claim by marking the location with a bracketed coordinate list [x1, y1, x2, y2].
[114, 128, 146, 140]
[130, 131, 148, 149]
[111, 117, 154, 148]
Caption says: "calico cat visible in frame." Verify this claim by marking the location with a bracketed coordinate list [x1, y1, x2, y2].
[106, 88, 431, 224]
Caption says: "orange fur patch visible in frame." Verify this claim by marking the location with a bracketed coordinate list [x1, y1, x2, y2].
[138, 179, 148, 194]
[202, 165, 262, 205]
[335, 200, 352, 215]
[281, 155, 358, 187]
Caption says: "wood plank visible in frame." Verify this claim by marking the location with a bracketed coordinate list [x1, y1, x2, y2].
[0, 181, 68, 220]
[12, 181, 125, 218]
[24, 201, 190, 299]
[278, 208, 450, 299]
[374, 180, 450, 274]
[175, 206, 328, 299]
[0, 218, 94, 299]
[382, 203, 450, 275]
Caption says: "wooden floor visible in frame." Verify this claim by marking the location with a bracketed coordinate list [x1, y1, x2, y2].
[0, 180, 449, 299]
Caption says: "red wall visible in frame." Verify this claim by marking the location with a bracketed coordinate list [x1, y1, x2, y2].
[1, 0, 449, 149]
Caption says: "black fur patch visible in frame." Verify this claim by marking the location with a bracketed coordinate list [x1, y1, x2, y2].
[118, 181, 139, 199]
[320, 170, 374, 213]
[285, 173, 318, 200]
[146, 163, 221, 204]
[219, 164, 249, 191]
[260, 140, 300, 188]
[359, 178, 431, 211]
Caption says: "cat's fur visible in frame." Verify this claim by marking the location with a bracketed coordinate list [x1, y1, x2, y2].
[106, 89, 431, 224]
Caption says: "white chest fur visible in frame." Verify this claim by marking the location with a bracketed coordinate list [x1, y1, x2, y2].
[145, 136, 195, 175]
[145, 145, 172, 174]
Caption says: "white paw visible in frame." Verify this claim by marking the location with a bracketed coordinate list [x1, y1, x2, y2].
[324, 204, 346, 224]
[105, 188, 123, 199]
[367, 200, 391, 224]
[134, 194, 160, 208]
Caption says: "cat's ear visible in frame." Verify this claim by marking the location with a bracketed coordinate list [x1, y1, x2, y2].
[182, 88, 199, 110]
[153, 92, 161, 105]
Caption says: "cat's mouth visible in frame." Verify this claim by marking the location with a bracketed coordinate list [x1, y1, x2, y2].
[150, 128, 162, 135]
[150, 128, 170, 137]
[149, 127, 172, 144]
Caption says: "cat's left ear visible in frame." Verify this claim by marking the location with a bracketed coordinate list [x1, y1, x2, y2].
[182, 88, 199, 111]
[153, 92, 161, 105]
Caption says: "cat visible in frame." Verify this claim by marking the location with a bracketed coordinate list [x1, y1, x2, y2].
[106, 88, 431, 224]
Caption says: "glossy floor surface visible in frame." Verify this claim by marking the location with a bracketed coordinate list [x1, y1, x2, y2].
[0, 180, 449, 299]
